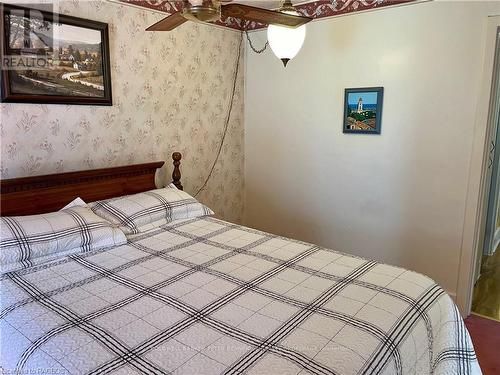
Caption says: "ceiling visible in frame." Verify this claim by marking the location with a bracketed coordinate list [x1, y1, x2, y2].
[120, 0, 416, 31]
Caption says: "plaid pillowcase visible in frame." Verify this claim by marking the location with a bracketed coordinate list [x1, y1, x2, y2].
[0, 206, 127, 273]
[90, 187, 214, 234]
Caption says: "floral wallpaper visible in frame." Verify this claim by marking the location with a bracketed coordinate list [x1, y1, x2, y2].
[0, 0, 245, 223]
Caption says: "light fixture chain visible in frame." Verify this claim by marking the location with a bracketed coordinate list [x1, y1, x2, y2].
[245, 30, 268, 54]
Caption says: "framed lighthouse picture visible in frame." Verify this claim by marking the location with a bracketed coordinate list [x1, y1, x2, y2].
[343, 87, 384, 134]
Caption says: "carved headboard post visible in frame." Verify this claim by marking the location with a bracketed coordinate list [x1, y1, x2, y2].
[172, 152, 183, 190]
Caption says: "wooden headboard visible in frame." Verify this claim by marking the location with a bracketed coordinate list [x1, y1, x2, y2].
[0, 152, 183, 216]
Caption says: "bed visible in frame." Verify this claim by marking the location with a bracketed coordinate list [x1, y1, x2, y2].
[0, 153, 481, 375]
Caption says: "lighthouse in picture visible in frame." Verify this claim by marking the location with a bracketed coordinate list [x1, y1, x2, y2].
[357, 97, 363, 113]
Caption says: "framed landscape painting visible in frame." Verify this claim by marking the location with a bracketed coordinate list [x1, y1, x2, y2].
[343, 87, 383, 134]
[1, 4, 112, 105]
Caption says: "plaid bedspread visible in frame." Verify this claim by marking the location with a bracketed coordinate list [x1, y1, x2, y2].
[0, 217, 480, 375]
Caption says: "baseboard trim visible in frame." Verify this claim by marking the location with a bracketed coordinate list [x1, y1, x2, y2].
[493, 227, 500, 253]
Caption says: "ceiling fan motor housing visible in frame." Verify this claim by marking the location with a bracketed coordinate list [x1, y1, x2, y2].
[182, 0, 221, 23]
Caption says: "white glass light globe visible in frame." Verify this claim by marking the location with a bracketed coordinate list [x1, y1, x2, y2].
[267, 21, 306, 66]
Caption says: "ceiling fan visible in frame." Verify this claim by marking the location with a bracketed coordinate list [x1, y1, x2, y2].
[146, 0, 312, 32]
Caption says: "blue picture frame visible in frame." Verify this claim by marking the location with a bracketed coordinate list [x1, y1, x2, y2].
[343, 87, 383, 134]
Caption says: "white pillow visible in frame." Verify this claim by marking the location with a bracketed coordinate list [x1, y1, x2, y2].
[61, 197, 87, 210]
[0, 206, 127, 273]
[90, 187, 214, 234]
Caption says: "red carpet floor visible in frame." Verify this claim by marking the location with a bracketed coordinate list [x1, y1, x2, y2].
[465, 314, 500, 375]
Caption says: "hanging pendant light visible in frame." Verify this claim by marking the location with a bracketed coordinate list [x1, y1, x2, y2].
[267, 0, 306, 67]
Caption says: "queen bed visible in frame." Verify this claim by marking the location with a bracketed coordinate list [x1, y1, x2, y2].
[0, 153, 481, 375]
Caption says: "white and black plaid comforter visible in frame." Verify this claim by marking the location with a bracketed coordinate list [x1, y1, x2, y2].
[0, 217, 481, 375]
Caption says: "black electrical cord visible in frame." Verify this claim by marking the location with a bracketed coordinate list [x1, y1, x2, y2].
[194, 33, 243, 197]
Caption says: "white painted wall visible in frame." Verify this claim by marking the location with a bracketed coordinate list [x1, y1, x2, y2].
[244, 1, 500, 298]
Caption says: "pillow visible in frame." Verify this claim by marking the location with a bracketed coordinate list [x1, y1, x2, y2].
[0, 206, 127, 273]
[61, 197, 87, 210]
[90, 187, 214, 234]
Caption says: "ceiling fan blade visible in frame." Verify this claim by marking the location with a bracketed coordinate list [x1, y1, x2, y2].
[146, 11, 187, 31]
[221, 4, 311, 28]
